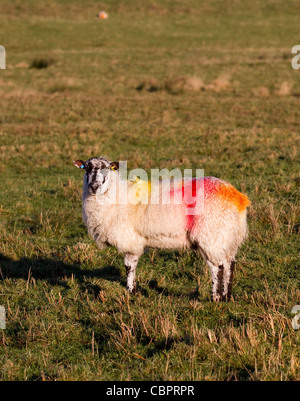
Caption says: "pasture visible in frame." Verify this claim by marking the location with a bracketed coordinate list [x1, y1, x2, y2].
[0, 0, 299, 380]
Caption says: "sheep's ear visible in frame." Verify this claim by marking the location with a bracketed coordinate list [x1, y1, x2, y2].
[73, 160, 86, 169]
[110, 161, 119, 171]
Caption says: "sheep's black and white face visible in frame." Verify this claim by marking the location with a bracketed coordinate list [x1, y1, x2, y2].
[73, 157, 119, 196]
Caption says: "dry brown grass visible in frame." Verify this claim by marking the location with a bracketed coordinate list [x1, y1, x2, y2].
[253, 86, 270, 98]
[277, 81, 293, 96]
[205, 73, 231, 92]
[137, 74, 232, 94]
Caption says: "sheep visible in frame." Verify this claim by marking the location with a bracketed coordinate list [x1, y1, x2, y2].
[73, 156, 250, 301]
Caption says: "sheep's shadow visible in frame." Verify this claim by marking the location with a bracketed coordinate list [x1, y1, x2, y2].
[0, 253, 125, 293]
[0, 251, 204, 299]
[144, 277, 204, 300]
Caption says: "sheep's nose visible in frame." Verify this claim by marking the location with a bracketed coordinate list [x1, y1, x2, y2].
[88, 183, 99, 194]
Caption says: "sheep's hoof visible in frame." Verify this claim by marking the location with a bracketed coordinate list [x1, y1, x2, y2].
[127, 284, 137, 295]
[211, 294, 231, 302]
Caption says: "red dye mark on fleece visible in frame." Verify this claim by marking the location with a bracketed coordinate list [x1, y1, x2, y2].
[182, 179, 198, 231]
[170, 178, 205, 231]
[171, 178, 250, 231]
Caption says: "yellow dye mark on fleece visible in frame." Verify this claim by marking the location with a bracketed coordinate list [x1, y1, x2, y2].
[129, 177, 151, 203]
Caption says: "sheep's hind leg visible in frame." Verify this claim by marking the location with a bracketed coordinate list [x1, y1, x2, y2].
[207, 261, 224, 302]
[222, 260, 235, 301]
[124, 254, 139, 294]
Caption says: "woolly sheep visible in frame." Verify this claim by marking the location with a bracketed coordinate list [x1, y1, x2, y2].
[73, 156, 250, 301]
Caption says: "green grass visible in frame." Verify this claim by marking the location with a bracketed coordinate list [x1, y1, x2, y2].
[0, 0, 299, 381]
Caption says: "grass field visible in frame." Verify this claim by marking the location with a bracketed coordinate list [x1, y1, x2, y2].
[0, 0, 299, 381]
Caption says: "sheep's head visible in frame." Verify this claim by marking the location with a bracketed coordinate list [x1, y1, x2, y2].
[73, 157, 119, 195]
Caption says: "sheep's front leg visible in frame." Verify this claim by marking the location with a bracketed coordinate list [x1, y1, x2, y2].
[124, 254, 139, 294]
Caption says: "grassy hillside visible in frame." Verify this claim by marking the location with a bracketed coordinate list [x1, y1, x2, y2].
[0, 0, 299, 380]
